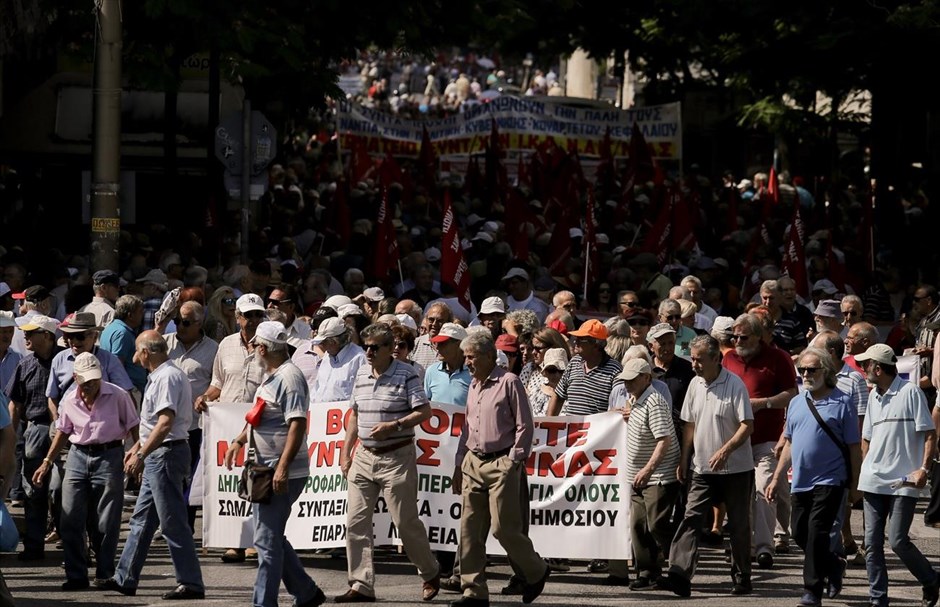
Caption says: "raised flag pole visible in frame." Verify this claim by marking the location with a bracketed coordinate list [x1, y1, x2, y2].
[397, 260, 405, 292]
[582, 244, 590, 302]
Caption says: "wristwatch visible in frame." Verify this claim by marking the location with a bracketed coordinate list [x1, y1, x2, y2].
[395, 420, 404, 432]
[764, 399, 772, 410]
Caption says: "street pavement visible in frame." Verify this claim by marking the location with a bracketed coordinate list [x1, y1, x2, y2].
[2, 503, 940, 606]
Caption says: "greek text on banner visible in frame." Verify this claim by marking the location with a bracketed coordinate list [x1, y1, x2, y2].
[202, 402, 631, 559]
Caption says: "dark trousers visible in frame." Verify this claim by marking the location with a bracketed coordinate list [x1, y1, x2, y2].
[792, 485, 844, 597]
[669, 470, 753, 584]
[632, 482, 680, 579]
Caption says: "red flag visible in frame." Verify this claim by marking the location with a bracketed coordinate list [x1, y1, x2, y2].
[582, 186, 599, 300]
[642, 188, 675, 265]
[348, 138, 374, 184]
[767, 167, 780, 205]
[373, 187, 399, 281]
[781, 203, 809, 298]
[672, 190, 699, 254]
[440, 191, 472, 312]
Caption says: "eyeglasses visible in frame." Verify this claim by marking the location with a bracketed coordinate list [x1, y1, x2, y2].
[66, 333, 89, 342]
[268, 298, 291, 306]
[620, 301, 640, 308]
[797, 367, 821, 375]
[175, 317, 197, 328]
[426, 316, 445, 325]
[663, 314, 681, 321]
[730, 334, 751, 341]
[842, 311, 859, 317]
[393, 341, 408, 349]
[222, 297, 237, 306]
[241, 311, 265, 320]
[363, 343, 389, 352]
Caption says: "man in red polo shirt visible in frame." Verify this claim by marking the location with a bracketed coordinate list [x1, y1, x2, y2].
[722, 313, 797, 570]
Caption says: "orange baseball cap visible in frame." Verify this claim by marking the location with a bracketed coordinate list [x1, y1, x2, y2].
[569, 319, 608, 340]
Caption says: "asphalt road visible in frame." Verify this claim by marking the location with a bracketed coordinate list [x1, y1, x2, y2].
[2, 503, 940, 607]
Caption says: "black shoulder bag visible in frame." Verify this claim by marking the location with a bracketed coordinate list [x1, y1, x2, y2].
[237, 427, 275, 504]
[805, 394, 852, 486]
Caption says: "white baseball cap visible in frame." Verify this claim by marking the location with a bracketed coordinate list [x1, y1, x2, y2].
[541, 348, 569, 372]
[501, 267, 529, 282]
[73, 352, 102, 384]
[362, 287, 385, 302]
[17, 314, 58, 334]
[647, 322, 676, 342]
[0, 311, 15, 328]
[236, 293, 265, 314]
[479, 296, 506, 315]
[395, 314, 418, 331]
[855, 343, 897, 366]
[251, 321, 288, 345]
[430, 322, 467, 343]
[312, 317, 348, 344]
[338, 303, 364, 318]
[618, 358, 652, 381]
[322, 295, 353, 311]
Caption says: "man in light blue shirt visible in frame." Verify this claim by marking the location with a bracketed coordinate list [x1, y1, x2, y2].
[855, 344, 940, 607]
[106, 331, 203, 600]
[424, 323, 471, 407]
[311, 317, 366, 403]
[99, 295, 147, 394]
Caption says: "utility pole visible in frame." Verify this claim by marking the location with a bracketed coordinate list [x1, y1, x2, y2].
[90, 0, 122, 272]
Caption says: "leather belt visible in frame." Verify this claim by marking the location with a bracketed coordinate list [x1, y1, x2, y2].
[472, 447, 512, 462]
[361, 438, 413, 455]
[73, 440, 123, 453]
[162, 439, 188, 447]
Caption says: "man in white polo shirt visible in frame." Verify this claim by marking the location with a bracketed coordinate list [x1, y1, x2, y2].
[503, 268, 549, 324]
[311, 317, 366, 403]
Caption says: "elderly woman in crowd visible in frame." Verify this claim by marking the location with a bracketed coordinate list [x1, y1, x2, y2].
[519, 327, 570, 416]
[605, 318, 633, 361]
[391, 324, 425, 382]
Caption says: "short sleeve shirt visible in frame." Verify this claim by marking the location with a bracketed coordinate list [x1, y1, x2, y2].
[251, 362, 310, 479]
[784, 388, 860, 492]
[139, 361, 193, 443]
[555, 354, 623, 416]
[211, 332, 264, 403]
[423, 362, 471, 407]
[625, 385, 680, 484]
[47, 348, 134, 401]
[681, 367, 754, 475]
[56, 381, 140, 445]
[312, 342, 367, 403]
[722, 345, 797, 444]
[859, 377, 934, 497]
[351, 360, 428, 449]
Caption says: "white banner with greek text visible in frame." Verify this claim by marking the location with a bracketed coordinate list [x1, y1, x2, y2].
[202, 402, 631, 559]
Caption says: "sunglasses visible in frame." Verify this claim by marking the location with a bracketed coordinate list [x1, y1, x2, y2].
[797, 367, 821, 375]
[620, 301, 640, 308]
[663, 315, 681, 321]
[222, 297, 237, 306]
[842, 311, 858, 317]
[175, 317, 197, 327]
[268, 298, 291, 306]
[66, 332, 89, 341]
[241, 311, 265, 320]
[364, 343, 389, 352]
[730, 334, 752, 341]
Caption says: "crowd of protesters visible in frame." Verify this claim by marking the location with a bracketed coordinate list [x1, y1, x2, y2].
[0, 103, 939, 607]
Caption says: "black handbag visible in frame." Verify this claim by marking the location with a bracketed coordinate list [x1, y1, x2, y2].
[237, 427, 274, 504]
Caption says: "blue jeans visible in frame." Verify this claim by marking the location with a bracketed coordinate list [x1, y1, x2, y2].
[253, 477, 319, 607]
[114, 441, 204, 592]
[60, 444, 124, 582]
[863, 492, 938, 605]
[22, 421, 51, 555]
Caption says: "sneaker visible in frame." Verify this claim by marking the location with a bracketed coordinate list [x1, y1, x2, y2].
[629, 576, 658, 590]
[44, 530, 60, 543]
[799, 591, 821, 606]
[757, 551, 774, 569]
[545, 558, 570, 572]
[828, 557, 847, 599]
[586, 559, 609, 573]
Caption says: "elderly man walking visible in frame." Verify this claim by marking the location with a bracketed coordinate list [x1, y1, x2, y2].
[32, 353, 139, 590]
[855, 344, 940, 607]
[664, 335, 754, 597]
[766, 347, 861, 607]
[337, 323, 440, 603]
[450, 331, 549, 607]
[104, 331, 205, 599]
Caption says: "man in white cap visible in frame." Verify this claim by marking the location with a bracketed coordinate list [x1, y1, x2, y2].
[503, 268, 549, 323]
[425, 323, 471, 407]
[6, 314, 62, 560]
[476, 296, 506, 341]
[9, 285, 53, 357]
[33, 352, 139, 590]
[854, 343, 940, 607]
[616, 358, 680, 590]
[311, 316, 366, 403]
[106, 330, 204, 599]
[193, 293, 266, 563]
